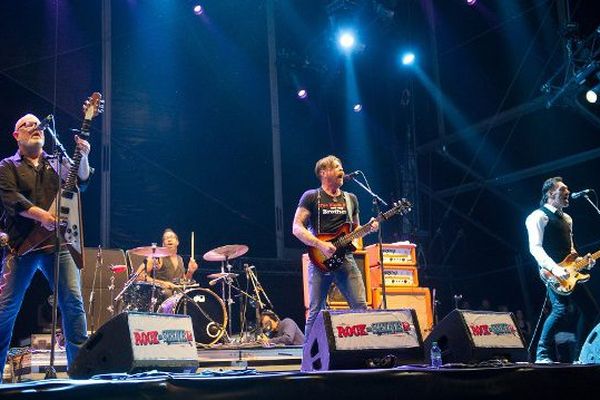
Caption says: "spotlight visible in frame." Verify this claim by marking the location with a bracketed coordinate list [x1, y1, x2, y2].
[401, 52, 415, 66]
[338, 31, 356, 50]
[586, 87, 599, 104]
[297, 89, 308, 99]
[353, 103, 362, 112]
[193, 5, 204, 15]
[466, 0, 477, 5]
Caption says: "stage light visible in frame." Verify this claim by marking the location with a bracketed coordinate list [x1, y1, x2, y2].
[193, 5, 204, 15]
[401, 52, 415, 66]
[353, 103, 362, 112]
[586, 88, 599, 104]
[466, 0, 477, 5]
[297, 89, 308, 99]
[338, 32, 356, 50]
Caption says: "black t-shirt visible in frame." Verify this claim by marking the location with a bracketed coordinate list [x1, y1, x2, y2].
[298, 188, 359, 234]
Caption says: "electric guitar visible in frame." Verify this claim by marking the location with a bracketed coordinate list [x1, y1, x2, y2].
[308, 199, 412, 272]
[17, 92, 103, 269]
[539, 250, 599, 295]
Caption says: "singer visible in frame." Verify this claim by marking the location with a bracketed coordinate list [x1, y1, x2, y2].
[133, 228, 198, 297]
[525, 176, 599, 363]
[292, 155, 378, 339]
[0, 113, 92, 382]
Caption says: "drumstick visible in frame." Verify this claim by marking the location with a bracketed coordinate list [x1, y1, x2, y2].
[191, 231, 195, 261]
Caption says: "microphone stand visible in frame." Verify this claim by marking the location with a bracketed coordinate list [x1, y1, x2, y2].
[88, 246, 103, 334]
[44, 123, 69, 380]
[346, 172, 389, 309]
[581, 193, 600, 216]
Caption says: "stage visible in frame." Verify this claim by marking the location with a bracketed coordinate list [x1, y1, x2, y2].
[1, 363, 599, 400]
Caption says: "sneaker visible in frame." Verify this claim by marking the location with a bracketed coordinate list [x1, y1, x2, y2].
[535, 357, 553, 364]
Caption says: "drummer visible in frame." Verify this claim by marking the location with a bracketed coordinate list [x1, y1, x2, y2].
[134, 228, 198, 296]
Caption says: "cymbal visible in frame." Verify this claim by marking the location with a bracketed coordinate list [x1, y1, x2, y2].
[130, 246, 175, 258]
[206, 272, 239, 279]
[203, 244, 249, 262]
[109, 264, 128, 274]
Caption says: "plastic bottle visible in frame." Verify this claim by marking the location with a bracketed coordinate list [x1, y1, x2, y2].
[430, 341, 442, 369]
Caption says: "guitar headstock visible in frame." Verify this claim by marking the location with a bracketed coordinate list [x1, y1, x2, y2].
[82, 92, 104, 121]
[390, 198, 412, 216]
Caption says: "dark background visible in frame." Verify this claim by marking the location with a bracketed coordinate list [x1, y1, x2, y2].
[1, 0, 599, 346]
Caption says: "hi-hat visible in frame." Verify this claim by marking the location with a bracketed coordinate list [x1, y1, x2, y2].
[130, 246, 175, 258]
[206, 272, 239, 279]
[203, 244, 249, 262]
[109, 264, 128, 274]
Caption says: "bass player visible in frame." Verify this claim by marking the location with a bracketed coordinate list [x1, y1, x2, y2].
[292, 155, 378, 339]
[525, 176, 599, 363]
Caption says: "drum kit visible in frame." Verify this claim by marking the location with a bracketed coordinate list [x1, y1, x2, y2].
[104, 242, 272, 346]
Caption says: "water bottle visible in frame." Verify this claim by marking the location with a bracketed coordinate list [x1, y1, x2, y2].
[430, 341, 442, 369]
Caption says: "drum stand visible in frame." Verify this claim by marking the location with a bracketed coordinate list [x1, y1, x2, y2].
[220, 257, 235, 339]
[245, 264, 273, 337]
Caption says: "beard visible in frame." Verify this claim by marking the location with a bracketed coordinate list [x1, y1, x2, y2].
[19, 139, 44, 155]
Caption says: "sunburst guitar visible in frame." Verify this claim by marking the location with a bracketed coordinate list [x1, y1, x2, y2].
[539, 250, 600, 295]
[307, 199, 412, 273]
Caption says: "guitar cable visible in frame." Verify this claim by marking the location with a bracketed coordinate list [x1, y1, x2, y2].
[527, 288, 549, 360]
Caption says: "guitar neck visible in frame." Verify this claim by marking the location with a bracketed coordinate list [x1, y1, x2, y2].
[334, 212, 388, 248]
[573, 249, 600, 270]
[63, 119, 91, 191]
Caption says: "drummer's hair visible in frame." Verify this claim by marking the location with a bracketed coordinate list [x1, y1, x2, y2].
[260, 309, 280, 321]
[162, 228, 178, 241]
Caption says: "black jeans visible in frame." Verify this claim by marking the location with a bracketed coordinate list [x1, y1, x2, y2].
[536, 283, 600, 361]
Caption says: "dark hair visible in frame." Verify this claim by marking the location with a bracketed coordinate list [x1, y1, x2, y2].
[260, 309, 279, 322]
[540, 177, 563, 206]
[314, 155, 341, 179]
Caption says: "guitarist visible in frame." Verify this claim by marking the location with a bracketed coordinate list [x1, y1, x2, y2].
[525, 176, 599, 363]
[293, 155, 378, 339]
[0, 113, 92, 380]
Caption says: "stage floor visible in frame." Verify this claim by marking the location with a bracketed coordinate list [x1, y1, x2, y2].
[1, 363, 600, 400]
[3, 345, 303, 383]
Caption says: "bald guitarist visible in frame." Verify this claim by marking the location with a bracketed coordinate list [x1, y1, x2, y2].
[293, 155, 378, 339]
[0, 98, 99, 381]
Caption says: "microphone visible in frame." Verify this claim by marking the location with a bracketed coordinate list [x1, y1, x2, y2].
[36, 114, 54, 132]
[571, 189, 593, 199]
[343, 170, 361, 181]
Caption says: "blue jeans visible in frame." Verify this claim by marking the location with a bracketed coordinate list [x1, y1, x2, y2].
[537, 284, 599, 361]
[305, 253, 367, 339]
[0, 250, 88, 381]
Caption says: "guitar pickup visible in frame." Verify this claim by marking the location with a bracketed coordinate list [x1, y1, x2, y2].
[62, 191, 74, 200]
[61, 206, 70, 214]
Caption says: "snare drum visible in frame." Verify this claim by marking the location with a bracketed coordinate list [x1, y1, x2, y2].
[158, 288, 227, 345]
[122, 282, 164, 312]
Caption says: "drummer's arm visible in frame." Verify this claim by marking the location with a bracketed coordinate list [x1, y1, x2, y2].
[185, 258, 198, 280]
[135, 263, 147, 281]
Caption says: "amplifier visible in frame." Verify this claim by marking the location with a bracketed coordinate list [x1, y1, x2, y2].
[370, 265, 419, 288]
[365, 242, 417, 266]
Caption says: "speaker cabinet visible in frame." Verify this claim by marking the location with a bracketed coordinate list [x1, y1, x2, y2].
[372, 287, 433, 339]
[580, 323, 600, 363]
[81, 248, 128, 332]
[301, 309, 423, 372]
[302, 251, 372, 309]
[70, 312, 198, 379]
[423, 309, 528, 364]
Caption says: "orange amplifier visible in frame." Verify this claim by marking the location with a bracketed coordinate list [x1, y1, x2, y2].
[365, 242, 417, 266]
[370, 264, 419, 288]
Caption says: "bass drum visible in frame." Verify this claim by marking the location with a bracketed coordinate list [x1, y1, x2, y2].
[158, 288, 227, 346]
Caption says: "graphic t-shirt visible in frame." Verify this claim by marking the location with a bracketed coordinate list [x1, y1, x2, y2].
[298, 188, 359, 234]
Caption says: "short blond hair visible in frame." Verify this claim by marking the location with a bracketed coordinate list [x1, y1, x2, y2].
[314, 155, 341, 178]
